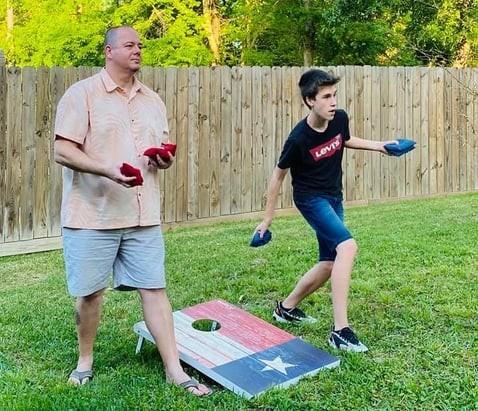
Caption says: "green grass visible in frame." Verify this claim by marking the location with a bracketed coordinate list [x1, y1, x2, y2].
[1, 193, 477, 410]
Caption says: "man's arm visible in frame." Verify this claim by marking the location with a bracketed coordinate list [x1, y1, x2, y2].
[54, 136, 135, 186]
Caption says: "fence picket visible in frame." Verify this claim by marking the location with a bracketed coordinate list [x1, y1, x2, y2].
[0, 60, 7, 241]
[5, 66, 22, 243]
[33, 66, 51, 239]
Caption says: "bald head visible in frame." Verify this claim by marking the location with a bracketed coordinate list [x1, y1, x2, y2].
[104, 26, 137, 48]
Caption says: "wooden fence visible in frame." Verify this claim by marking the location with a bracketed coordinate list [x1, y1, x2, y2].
[1, 65, 477, 257]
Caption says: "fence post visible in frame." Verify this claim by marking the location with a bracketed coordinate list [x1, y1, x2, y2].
[0, 49, 5, 247]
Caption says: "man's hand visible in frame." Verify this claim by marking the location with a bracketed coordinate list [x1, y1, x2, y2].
[107, 164, 141, 187]
[149, 152, 175, 169]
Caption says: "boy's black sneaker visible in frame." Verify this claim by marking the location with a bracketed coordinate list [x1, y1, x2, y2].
[272, 301, 317, 324]
[328, 326, 368, 353]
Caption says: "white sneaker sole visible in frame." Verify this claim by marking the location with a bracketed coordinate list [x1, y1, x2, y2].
[272, 311, 317, 324]
[328, 336, 369, 353]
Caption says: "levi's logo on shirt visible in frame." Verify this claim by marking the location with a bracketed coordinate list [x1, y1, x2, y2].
[309, 134, 342, 161]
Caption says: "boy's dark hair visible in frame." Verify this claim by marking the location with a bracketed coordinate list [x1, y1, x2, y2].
[299, 69, 340, 108]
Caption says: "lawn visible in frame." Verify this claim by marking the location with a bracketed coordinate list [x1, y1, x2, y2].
[1, 193, 477, 410]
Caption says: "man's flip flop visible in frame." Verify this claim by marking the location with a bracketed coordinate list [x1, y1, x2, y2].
[179, 378, 213, 396]
[68, 369, 93, 386]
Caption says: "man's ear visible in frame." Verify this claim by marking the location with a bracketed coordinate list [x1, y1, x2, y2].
[105, 45, 112, 58]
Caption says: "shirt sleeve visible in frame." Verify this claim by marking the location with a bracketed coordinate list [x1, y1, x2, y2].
[54, 83, 89, 144]
[341, 110, 351, 142]
[277, 136, 300, 169]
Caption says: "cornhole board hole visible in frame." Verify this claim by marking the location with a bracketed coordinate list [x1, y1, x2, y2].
[133, 299, 340, 398]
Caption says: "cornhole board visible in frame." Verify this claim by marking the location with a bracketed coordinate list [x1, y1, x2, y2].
[133, 299, 339, 398]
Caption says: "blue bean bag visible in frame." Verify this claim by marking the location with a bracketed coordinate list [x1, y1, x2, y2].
[385, 138, 416, 157]
[250, 229, 272, 247]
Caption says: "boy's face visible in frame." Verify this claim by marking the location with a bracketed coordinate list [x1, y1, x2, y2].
[306, 85, 337, 121]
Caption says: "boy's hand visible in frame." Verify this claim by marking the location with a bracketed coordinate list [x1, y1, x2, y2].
[380, 140, 399, 155]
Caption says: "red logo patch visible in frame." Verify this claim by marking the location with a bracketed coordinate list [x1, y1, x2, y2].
[309, 134, 342, 161]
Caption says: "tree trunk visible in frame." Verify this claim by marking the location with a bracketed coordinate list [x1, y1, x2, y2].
[7, 0, 14, 40]
[303, 49, 313, 66]
[203, 0, 221, 65]
[5, 0, 13, 62]
[303, 0, 314, 66]
[452, 0, 473, 67]
[453, 40, 471, 67]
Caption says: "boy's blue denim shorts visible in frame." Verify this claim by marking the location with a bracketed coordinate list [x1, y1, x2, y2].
[293, 194, 353, 262]
[62, 225, 166, 297]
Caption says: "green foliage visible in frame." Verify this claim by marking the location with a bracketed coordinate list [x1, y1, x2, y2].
[221, 0, 423, 66]
[318, 21, 392, 65]
[316, 0, 415, 66]
[0, 0, 213, 67]
[0, 0, 477, 66]
[394, 0, 478, 66]
[1, 0, 109, 66]
[235, 0, 324, 66]
[1, 194, 478, 410]
[111, 0, 214, 67]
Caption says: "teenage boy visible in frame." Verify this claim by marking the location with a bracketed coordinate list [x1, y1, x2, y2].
[254, 68, 397, 352]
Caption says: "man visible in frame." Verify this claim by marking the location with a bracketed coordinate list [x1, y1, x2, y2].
[54, 25, 211, 396]
[254, 68, 397, 352]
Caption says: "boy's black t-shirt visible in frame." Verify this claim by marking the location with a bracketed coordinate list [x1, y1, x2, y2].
[277, 109, 351, 198]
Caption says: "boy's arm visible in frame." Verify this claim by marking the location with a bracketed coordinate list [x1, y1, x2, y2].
[254, 166, 289, 236]
[345, 136, 397, 154]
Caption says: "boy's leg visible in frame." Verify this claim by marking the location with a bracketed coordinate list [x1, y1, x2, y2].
[327, 237, 368, 352]
[329, 238, 357, 330]
[286, 195, 349, 311]
[138, 288, 211, 396]
[282, 261, 333, 308]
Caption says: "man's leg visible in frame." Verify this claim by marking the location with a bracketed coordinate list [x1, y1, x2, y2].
[68, 288, 105, 384]
[329, 238, 357, 330]
[282, 260, 333, 308]
[138, 288, 211, 396]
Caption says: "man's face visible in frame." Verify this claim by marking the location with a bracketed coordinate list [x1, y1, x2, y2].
[307, 85, 337, 121]
[106, 27, 142, 73]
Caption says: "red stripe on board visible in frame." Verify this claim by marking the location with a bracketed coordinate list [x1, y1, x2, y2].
[180, 299, 294, 351]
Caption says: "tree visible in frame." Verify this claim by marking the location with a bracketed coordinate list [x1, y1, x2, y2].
[0, 0, 214, 67]
[396, 0, 478, 66]
[0, 0, 477, 67]
[217, 0, 281, 66]
[0, 0, 110, 66]
[219, 0, 416, 66]
[112, 0, 214, 67]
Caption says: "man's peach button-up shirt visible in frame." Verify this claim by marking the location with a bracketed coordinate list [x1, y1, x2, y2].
[54, 68, 169, 229]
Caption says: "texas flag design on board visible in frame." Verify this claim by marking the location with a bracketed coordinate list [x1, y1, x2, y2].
[134, 299, 340, 398]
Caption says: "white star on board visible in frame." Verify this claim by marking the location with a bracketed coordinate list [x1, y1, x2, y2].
[259, 356, 296, 375]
